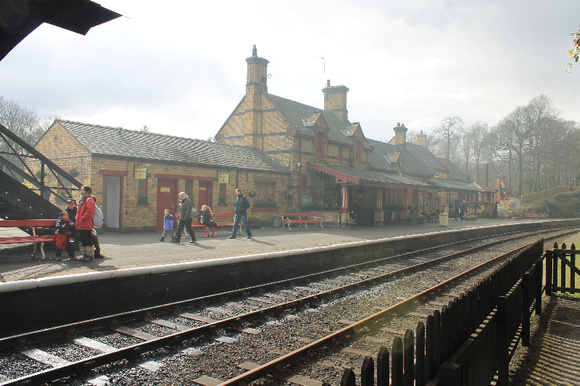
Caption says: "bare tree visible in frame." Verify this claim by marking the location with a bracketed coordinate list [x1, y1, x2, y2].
[462, 121, 489, 181]
[0, 97, 55, 177]
[0, 97, 48, 145]
[435, 116, 463, 160]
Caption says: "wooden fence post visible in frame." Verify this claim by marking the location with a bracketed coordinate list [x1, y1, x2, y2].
[392, 336, 403, 386]
[425, 315, 436, 380]
[416, 322, 426, 386]
[535, 259, 543, 315]
[377, 346, 390, 386]
[361, 356, 374, 386]
[404, 329, 414, 386]
[546, 250, 553, 296]
[496, 295, 509, 386]
[341, 368, 356, 386]
[571, 243, 576, 291]
[521, 272, 531, 347]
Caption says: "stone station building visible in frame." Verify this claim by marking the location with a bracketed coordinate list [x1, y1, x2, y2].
[32, 46, 491, 232]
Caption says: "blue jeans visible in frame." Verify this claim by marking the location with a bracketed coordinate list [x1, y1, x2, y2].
[230, 213, 252, 238]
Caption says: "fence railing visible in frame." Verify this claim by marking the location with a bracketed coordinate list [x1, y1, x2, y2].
[340, 240, 546, 386]
[520, 186, 580, 204]
[546, 242, 579, 295]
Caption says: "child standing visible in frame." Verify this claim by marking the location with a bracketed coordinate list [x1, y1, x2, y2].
[199, 204, 218, 237]
[160, 209, 175, 242]
[55, 211, 76, 261]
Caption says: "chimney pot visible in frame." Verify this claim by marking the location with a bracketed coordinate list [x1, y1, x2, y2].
[326, 79, 331, 87]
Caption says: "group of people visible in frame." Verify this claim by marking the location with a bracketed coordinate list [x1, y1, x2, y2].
[160, 188, 253, 243]
[55, 185, 103, 262]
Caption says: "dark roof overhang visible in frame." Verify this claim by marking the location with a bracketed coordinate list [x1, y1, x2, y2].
[1, 0, 121, 60]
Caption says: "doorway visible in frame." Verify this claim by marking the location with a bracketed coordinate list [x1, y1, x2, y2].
[197, 180, 211, 210]
[103, 176, 121, 229]
[157, 178, 178, 231]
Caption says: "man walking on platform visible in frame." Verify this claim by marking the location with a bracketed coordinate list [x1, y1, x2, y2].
[172, 192, 197, 244]
[229, 188, 252, 239]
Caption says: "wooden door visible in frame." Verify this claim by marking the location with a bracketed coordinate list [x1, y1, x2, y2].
[157, 179, 178, 231]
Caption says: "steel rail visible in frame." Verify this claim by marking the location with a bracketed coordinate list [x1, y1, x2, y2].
[1, 229, 575, 385]
[219, 240, 540, 385]
[0, 227, 533, 350]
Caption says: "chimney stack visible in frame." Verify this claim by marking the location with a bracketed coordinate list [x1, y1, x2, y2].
[322, 80, 349, 122]
[416, 130, 427, 146]
[392, 122, 408, 145]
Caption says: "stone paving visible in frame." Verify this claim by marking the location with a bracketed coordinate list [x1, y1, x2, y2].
[0, 218, 530, 283]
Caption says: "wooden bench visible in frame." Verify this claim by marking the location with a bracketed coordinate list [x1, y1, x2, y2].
[191, 212, 244, 235]
[191, 212, 236, 229]
[279, 212, 323, 230]
[0, 219, 57, 260]
[525, 212, 549, 219]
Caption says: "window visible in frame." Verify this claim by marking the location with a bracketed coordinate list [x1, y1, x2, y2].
[316, 132, 325, 156]
[354, 140, 362, 162]
[138, 179, 148, 204]
[219, 183, 227, 205]
[254, 182, 275, 199]
[56, 174, 74, 201]
[185, 180, 194, 197]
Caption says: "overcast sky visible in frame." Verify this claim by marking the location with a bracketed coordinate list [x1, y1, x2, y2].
[1, 0, 579, 142]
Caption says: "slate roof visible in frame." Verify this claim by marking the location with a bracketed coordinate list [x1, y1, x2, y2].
[430, 178, 482, 192]
[438, 158, 470, 182]
[51, 120, 290, 173]
[264, 94, 373, 148]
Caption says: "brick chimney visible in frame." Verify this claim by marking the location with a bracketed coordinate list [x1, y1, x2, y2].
[392, 122, 408, 145]
[246, 45, 269, 94]
[416, 130, 427, 147]
[322, 80, 349, 122]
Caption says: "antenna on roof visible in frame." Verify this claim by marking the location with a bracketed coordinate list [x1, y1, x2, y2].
[317, 56, 326, 81]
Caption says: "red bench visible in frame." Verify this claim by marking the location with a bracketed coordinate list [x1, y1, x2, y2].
[279, 212, 323, 230]
[0, 219, 57, 260]
[191, 212, 237, 229]
[191, 212, 244, 235]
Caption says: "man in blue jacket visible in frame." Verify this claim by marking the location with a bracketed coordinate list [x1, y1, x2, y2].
[229, 188, 252, 239]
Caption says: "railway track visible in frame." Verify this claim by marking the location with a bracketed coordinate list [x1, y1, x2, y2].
[0, 227, 575, 385]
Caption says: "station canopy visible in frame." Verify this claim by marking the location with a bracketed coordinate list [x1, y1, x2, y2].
[308, 163, 428, 188]
[0, 0, 121, 60]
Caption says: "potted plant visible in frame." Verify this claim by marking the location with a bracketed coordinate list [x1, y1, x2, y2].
[342, 217, 357, 230]
[68, 168, 80, 177]
[248, 190, 256, 198]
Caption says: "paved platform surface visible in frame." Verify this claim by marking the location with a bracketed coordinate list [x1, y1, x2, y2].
[0, 218, 542, 283]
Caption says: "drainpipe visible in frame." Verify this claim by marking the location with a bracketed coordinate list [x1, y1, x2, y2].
[298, 135, 303, 210]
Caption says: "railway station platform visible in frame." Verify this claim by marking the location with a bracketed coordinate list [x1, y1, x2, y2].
[1, 218, 579, 385]
[0, 217, 568, 283]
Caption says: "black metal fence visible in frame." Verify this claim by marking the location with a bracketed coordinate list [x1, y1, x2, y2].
[340, 239, 546, 386]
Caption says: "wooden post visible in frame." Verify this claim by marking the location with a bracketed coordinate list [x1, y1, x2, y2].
[377, 346, 390, 386]
[416, 322, 426, 386]
[361, 356, 374, 386]
[392, 336, 403, 386]
[404, 329, 414, 386]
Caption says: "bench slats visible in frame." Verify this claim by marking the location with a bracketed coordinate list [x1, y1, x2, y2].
[279, 213, 323, 230]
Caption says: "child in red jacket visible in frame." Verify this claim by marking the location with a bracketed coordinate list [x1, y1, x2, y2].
[55, 211, 76, 261]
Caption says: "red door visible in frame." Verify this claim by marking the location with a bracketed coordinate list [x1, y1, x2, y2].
[197, 180, 211, 210]
[157, 179, 178, 231]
